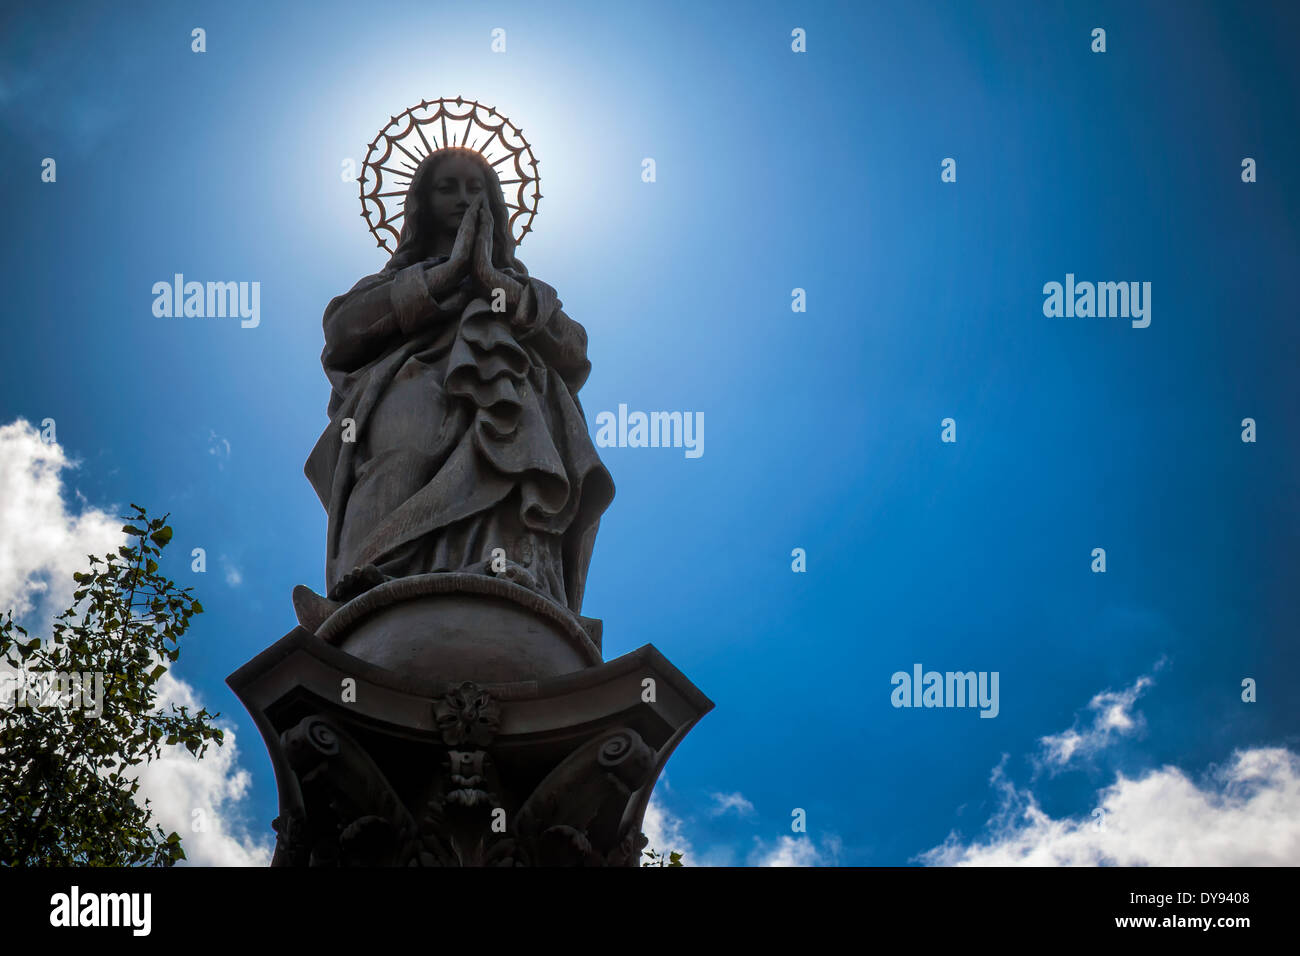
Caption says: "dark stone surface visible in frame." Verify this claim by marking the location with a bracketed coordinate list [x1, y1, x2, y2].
[312, 571, 602, 683]
[227, 626, 712, 866]
[228, 129, 710, 865]
[302, 147, 613, 614]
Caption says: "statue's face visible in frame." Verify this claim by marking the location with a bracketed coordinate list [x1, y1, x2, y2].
[428, 153, 486, 241]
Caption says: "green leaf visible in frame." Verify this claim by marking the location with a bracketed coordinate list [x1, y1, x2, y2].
[0, 504, 219, 866]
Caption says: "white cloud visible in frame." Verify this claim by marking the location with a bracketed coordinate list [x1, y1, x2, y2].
[1037, 668, 1160, 771]
[748, 834, 840, 867]
[221, 555, 243, 588]
[642, 781, 694, 866]
[0, 418, 271, 866]
[920, 747, 1300, 866]
[133, 672, 273, 867]
[922, 665, 1300, 866]
[709, 791, 755, 817]
[0, 419, 122, 621]
[641, 782, 842, 867]
[207, 430, 231, 466]
[645, 784, 841, 866]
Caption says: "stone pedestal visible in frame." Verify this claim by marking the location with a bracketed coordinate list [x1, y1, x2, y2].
[227, 574, 712, 866]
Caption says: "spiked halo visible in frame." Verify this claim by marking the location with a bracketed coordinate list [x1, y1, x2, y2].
[358, 97, 541, 252]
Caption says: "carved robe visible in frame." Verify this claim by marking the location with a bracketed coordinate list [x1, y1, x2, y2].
[304, 257, 614, 613]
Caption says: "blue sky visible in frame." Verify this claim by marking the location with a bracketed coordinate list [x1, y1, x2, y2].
[2, 0, 1298, 865]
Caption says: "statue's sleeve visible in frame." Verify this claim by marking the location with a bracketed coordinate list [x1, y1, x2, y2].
[512, 277, 592, 393]
[322, 266, 461, 372]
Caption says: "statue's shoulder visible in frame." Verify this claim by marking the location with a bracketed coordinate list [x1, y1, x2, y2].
[340, 256, 445, 298]
[323, 270, 392, 311]
[343, 270, 393, 295]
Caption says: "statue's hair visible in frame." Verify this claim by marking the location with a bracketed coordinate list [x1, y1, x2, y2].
[383, 147, 527, 276]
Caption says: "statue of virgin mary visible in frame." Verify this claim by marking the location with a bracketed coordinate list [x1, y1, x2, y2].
[300, 143, 614, 622]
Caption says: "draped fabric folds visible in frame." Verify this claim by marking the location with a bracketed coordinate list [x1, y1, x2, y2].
[304, 259, 614, 615]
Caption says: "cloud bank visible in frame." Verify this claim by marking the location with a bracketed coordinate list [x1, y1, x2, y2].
[921, 664, 1300, 866]
[0, 419, 272, 866]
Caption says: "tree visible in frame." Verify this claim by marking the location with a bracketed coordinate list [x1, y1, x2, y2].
[642, 848, 684, 867]
[0, 505, 223, 866]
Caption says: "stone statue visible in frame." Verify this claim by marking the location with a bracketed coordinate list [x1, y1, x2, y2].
[298, 146, 614, 621]
[233, 99, 711, 868]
